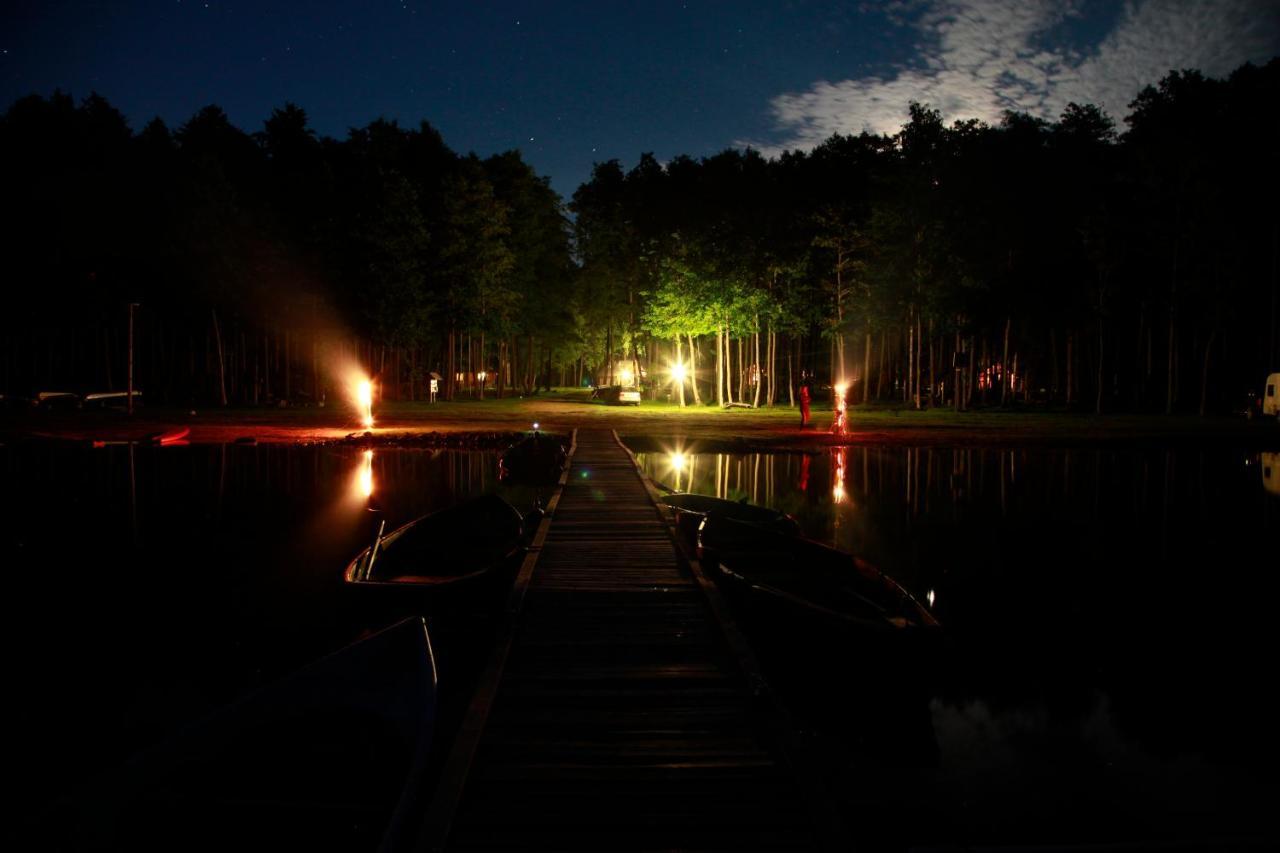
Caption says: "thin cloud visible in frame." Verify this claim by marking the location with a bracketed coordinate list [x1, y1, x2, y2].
[742, 0, 1279, 154]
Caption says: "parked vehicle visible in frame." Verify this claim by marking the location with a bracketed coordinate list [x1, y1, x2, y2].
[594, 384, 641, 405]
[1262, 452, 1279, 496]
[1264, 372, 1280, 419]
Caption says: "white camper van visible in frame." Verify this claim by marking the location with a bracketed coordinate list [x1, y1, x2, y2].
[1266, 373, 1280, 419]
[1262, 452, 1280, 496]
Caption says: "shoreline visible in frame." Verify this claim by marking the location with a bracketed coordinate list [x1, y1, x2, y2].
[4, 394, 1278, 452]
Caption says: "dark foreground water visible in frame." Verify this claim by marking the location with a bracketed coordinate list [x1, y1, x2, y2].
[3, 438, 1278, 849]
[0, 441, 534, 844]
[636, 444, 1280, 849]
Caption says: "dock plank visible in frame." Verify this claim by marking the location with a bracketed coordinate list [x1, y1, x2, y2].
[418, 430, 827, 851]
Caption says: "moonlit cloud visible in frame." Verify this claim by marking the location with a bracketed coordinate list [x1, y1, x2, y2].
[743, 0, 1280, 154]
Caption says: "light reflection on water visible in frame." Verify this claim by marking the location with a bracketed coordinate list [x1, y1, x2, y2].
[3, 440, 1278, 847]
[0, 442, 522, 830]
[637, 444, 1280, 846]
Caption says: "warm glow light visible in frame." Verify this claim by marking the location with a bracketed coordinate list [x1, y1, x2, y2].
[670, 451, 687, 472]
[832, 382, 849, 435]
[670, 362, 687, 383]
[356, 379, 374, 429]
[532, 422, 540, 431]
[358, 449, 374, 499]
[832, 446, 847, 503]
[619, 368, 634, 385]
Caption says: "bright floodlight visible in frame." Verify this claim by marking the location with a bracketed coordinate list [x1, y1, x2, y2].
[357, 380, 374, 429]
[532, 422, 540, 431]
[670, 451, 687, 472]
[671, 362, 687, 383]
[619, 368, 634, 385]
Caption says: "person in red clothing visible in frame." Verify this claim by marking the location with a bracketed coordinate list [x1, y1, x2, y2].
[799, 373, 812, 428]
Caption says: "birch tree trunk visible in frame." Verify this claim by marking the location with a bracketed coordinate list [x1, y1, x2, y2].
[446, 329, 455, 400]
[906, 316, 914, 406]
[689, 333, 703, 405]
[675, 335, 685, 407]
[927, 317, 935, 408]
[715, 327, 724, 406]
[863, 328, 872, 405]
[752, 323, 762, 408]
[914, 313, 923, 410]
[766, 329, 775, 406]
[787, 347, 794, 407]
[211, 308, 228, 406]
[1000, 315, 1011, 407]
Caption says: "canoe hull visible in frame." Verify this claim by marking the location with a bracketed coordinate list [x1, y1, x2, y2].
[661, 493, 800, 551]
[698, 514, 939, 635]
[344, 494, 524, 605]
[498, 432, 567, 485]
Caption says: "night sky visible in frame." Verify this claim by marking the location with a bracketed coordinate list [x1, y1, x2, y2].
[4, 1, 1278, 198]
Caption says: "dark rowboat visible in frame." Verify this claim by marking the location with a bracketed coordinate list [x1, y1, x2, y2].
[499, 431, 567, 485]
[660, 492, 801, 551]
[345, 494, 524, 598]
[53, 618, 438, 851]
[698, 514, 938, 634]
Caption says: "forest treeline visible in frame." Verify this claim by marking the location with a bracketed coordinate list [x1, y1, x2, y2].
[2, 58, 1277, 413]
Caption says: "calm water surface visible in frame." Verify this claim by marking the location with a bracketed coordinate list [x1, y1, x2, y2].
[637, 445, 1280, 848]
[1, 441, 530, 835]
[4, 439, 1279, 848]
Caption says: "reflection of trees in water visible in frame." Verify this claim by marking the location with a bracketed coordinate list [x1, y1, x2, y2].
[637, 444, 1280, 765]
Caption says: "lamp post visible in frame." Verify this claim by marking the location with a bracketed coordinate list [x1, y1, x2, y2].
[127, 302, 140, 415]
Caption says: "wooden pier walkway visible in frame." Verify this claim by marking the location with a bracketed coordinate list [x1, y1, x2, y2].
[419, 429, 829, 851]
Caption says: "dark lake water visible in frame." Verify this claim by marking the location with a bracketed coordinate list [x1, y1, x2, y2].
[0, 441, 533, 840]
[3, 438, 1279, 848]
[636, 444, 1280, 848]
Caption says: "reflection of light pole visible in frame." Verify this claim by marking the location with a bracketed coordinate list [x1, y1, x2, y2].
[127, 303, 139, 415]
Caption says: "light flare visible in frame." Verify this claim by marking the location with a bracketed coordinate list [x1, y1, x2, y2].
[356, 449, 375, 500]
[670, 362, 687, 383]
[356, 379, 374, 430]
[832, 446, 848, 504]
[832, 381, 849, 436]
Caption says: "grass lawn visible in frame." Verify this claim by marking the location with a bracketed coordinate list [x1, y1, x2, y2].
[4, 387, 1278, 448]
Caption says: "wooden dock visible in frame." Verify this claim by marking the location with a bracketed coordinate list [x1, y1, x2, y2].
[419, 429, 831, 851]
